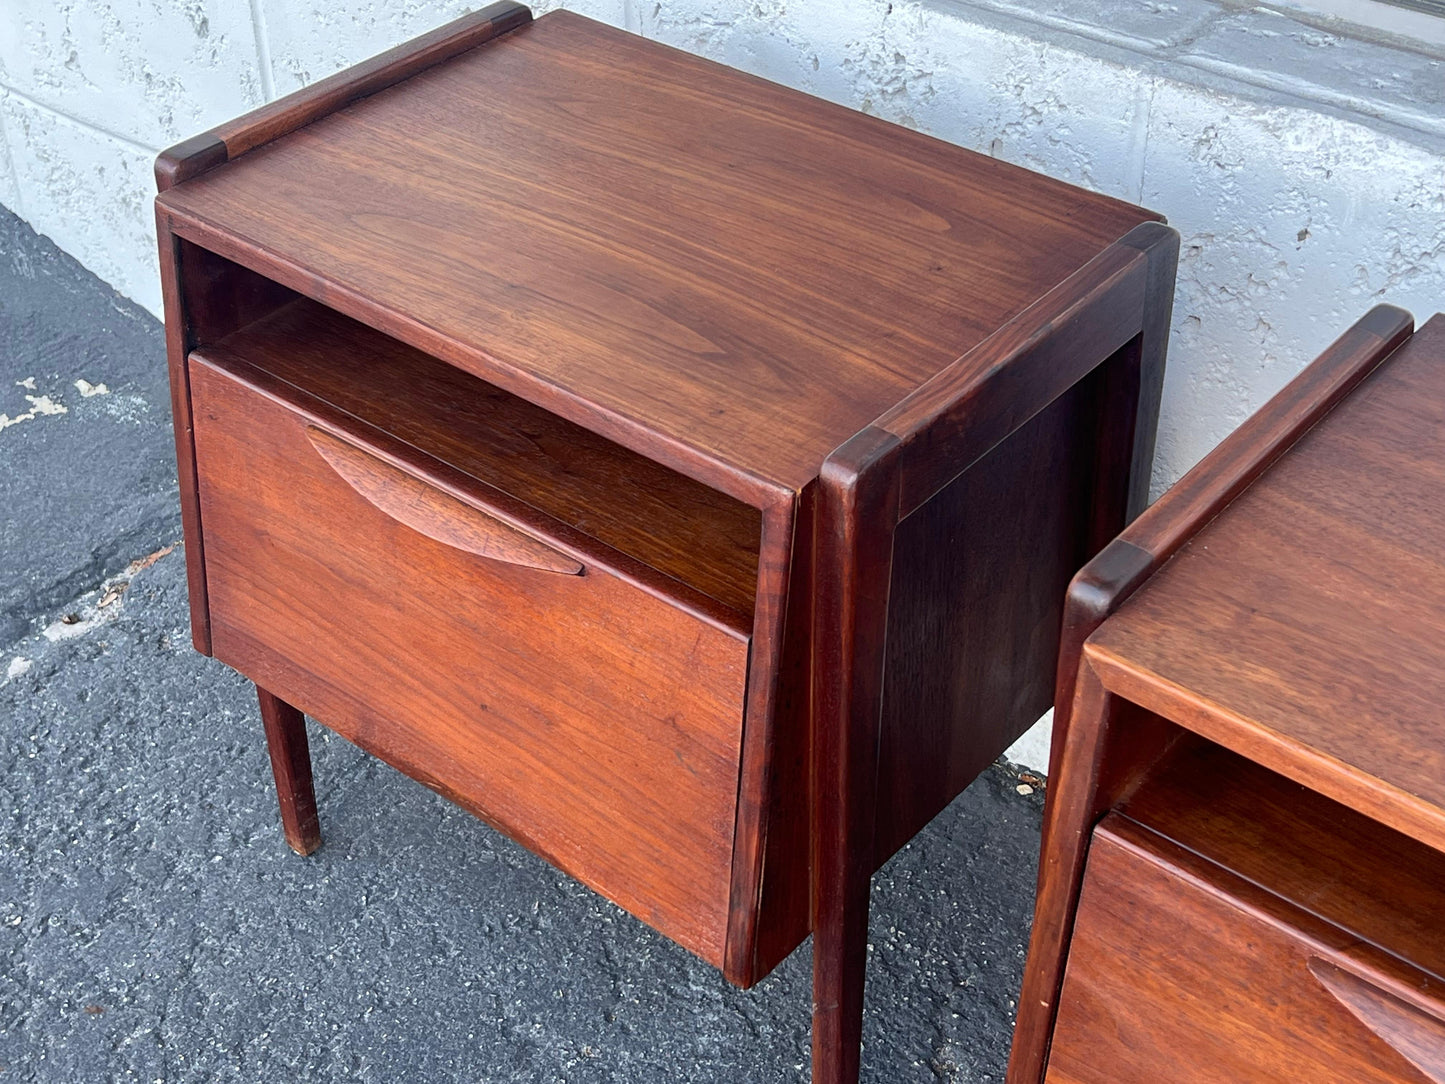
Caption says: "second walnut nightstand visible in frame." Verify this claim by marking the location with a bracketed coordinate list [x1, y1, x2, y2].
[1009, 307, 1445, 1084]
[154, 6, 1177, 1080]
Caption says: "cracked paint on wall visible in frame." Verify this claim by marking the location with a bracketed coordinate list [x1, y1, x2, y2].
[1, 88, 159, 312]
[262, 0, 627, 96]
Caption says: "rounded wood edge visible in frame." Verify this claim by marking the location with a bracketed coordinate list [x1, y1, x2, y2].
[1114, 218, 1178, 257]
[304, 424, 587, 576]
[1110, 302, 1415, 573]
[1051, 537, 1154, 745]
[721, 494, 801, 989]
[810, 425, 903, 1084]
[819, 425, 904, 493]
[154, 2, 533, 193]
[155, 133, 228, 192]
[1063, 538, 1154, 628]
[1357, 301, 1415, 343]
[1115, 219, 1181, 322]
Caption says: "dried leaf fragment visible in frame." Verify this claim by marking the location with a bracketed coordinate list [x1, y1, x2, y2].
[98, 583, 128, 609]
[126, 545, 174, 575]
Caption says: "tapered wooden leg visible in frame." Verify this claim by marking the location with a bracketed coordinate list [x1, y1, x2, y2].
[812, 860, 873, 1083]
[257, 686, 321, 855]
[812, 429, 902, 1084]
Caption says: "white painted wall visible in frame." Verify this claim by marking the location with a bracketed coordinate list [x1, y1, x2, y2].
[3, 0, 1442, 769]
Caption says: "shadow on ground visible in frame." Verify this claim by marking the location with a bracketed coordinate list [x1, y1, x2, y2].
[0, 208, 1043, 1082]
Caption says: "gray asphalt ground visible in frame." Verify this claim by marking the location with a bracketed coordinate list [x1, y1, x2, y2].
[0, 207, 1045, 1082]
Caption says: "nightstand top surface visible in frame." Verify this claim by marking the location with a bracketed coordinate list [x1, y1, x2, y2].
[1091, 315, 1445, 836]
[157, 10, 1153, 496]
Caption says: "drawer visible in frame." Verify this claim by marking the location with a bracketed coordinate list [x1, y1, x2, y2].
[187, 303, 761, 968]
[1046, 809, 1445, 1084]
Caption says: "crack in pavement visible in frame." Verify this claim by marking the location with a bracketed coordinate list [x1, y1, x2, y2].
[0, 203, 1046, 1080]
[0, 208, 179, 650]
[0, 516, 184, 654]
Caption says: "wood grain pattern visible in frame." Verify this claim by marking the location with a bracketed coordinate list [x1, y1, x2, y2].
[257, 686, 321, 856]
[156, 11, 1155, 501]
[742, 485, 817, 986]
[1114, 220, 1179, 521]
[1309, 960, 1445, 1084]
[155, 2, 531, 190]
[154, 225, 212, 653]
[204, 298, 760, 617]
[153, 228, 306, 654]
[1046, 813, 1445, 1084]
[307, 426, 584, 575]
[723, 493, 799, 985]
[872, 370, 1103, 865]
[1053, 302, 1412, 738]
[736, 236, 1174, 1003]
[191, 351, 749, 966]
[1090, 313, 1445, 854]
[810, 428, 901, 1084]
[1120, 737, 1445, 983]
[1008, 305, 1418, 1084]
[878, 223, 1166, 516]
[157, 10, 1177, 1072]
[1008, 664, 1181, 1084]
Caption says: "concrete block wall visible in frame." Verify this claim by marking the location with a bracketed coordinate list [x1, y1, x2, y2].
[3, 0, 1442, 768]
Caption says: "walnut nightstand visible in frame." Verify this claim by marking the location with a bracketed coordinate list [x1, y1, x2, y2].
[1010, 307, 1445, 1084]
[155, 6, 1177, 1079]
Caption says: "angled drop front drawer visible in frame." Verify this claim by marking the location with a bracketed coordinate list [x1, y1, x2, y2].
[186, 301, 760, 968]
[1046, 810, 1445, 1084]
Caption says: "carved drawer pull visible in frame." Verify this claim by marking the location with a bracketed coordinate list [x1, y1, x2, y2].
[307, 426, 584, 575]
[1309, 957, 1445, 1084]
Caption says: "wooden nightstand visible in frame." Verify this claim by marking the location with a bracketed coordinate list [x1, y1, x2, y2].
[154, 6, 1176, 1080]
[1009, 307, 1445, 1083]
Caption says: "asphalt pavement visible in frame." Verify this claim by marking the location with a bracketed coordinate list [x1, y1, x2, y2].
[0, 207, 1045, 1083]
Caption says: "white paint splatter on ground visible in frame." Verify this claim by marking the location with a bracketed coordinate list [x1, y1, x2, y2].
[0, 376, 123, 432]
[25, 394, 64, 416]
[0, 393, 69, 432]
[5, 657, 33, 681]
[40, 545, 176, 643]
